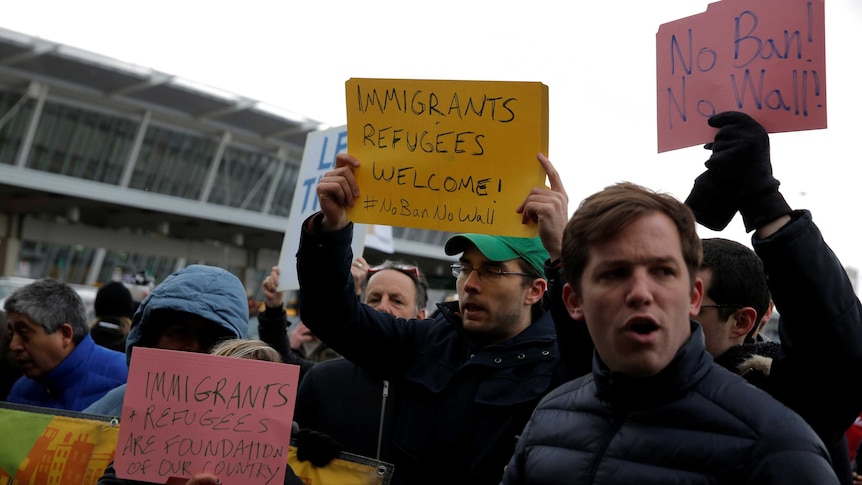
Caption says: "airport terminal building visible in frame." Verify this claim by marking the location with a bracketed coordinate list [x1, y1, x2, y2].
[0, 27, 456, 304]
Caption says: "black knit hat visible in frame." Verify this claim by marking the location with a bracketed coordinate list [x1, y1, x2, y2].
[94, 282, 134, 318]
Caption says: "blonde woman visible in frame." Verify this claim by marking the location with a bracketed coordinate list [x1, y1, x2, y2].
[210, 338, 283, 363]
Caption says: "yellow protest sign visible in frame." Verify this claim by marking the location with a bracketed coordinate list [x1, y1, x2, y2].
[0, 402, 395, 485]
[288, 447, 395, 485]
[345, 78, 548, 237]
[0, 402, 120, 485]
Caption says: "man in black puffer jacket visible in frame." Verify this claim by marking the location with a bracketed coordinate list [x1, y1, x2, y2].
[502, 182, 837, 484]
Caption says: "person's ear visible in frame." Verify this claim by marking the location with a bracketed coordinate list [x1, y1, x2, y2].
[689, 277, 704, 318]
[729, 307, 758, 339]
[58, 323, 75, 348]
[416, 308, 427, 319]
[563, 283, 584, 320]
[525, 278, 547, 306]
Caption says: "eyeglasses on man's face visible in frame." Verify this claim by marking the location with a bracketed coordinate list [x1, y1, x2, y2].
[368, 264, 420, 279]
[450, 263, 535, 281]
[698, 303, 743, 316]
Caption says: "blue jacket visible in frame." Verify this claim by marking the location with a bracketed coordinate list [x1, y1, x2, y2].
[502, 323, 839, 484]
[83, 264, 248, 416]
[297, 217, 567, 485]
[7, 333, 127, 411]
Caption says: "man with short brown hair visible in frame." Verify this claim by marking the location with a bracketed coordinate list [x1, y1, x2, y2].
[502, 182, 838, 484]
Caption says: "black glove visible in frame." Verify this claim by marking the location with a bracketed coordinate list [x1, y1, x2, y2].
[684, 111, 791, 232]
[293, 428, 342, 467]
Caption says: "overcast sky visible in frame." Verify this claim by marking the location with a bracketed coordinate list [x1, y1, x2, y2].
[4, 0, 862, 279]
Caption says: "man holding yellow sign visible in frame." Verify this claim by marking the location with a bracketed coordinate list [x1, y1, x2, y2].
[295, 147, 582, 485]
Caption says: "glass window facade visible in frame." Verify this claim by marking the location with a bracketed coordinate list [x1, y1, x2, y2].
[208, 146, 276, 211]
[28, 103, 137, 184]
[18, 240, 96, 284]
[0, 88, 306, 286]
[96, 250, 179, 288]
[0, 91, 31, 165]
[128, 125, 216, 199]
[268, 162, 300, 217]
[0, 90, 312, 212]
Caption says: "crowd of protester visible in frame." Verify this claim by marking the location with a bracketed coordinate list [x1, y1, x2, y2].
[2, 112, 862, 484]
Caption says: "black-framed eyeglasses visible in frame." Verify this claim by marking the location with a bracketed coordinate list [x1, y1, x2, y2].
[450, 263, 535, 281]
[699, 304, 743, 315]
[368, 263, 420, 279]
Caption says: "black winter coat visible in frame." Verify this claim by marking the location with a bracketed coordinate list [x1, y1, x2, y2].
[747, 211, 862, 447]
[718, 211, 862, 484]
[294, 356, 393, 461]
[297, 217, 569, 485]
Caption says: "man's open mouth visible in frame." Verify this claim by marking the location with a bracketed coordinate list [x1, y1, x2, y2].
[630, 320, 658, 334]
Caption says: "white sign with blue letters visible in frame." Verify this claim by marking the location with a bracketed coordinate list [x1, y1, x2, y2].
[277, 125, 369, 291]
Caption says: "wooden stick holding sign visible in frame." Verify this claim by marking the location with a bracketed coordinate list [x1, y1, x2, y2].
[114, 347, 299, 485]
[656, 0, 826, 152]
[345, 78, 549, 238]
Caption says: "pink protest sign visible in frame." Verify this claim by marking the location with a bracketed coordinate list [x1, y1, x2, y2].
[114, 347, 299, 485]
[656, 0, 826, 152]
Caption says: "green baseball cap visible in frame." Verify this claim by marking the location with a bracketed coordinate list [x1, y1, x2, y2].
[444, 234, 549, 277]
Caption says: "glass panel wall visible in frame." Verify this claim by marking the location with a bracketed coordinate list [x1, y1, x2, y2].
[128, 125, 216, 200]
[0, 88, 332, 297]
[268, 162, 300, 217]
[0, 90, 32, 166]
[27, 103, 137, 184]
[18, 240, 95, 284]
[207, 146, 277, 211]
[96, 250, 179, 289]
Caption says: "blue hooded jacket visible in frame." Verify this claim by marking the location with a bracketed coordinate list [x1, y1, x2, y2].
[83, 265, 248, 416]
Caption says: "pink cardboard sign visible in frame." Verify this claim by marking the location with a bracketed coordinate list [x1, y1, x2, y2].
[114, 347, 299, 485]
[656, 0, 826, 152]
